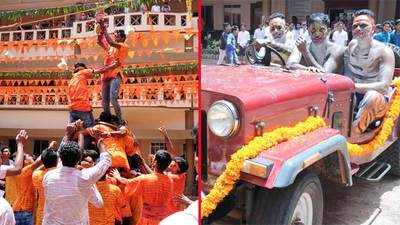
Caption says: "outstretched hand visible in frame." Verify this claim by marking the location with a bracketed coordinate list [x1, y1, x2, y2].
[16, 130, 28, 145]
[158, 126, 167, 135]
[111, 168, 122, 180]
[49, 141, 58, 150]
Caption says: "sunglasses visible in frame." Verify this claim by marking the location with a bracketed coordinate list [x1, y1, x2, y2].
[352, 23, 369, 30]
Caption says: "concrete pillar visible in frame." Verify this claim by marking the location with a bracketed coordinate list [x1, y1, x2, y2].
[271, 0, 287, 17]
[311, 0, 325, 14]
[214, 2, 224, 30]
[369, 0, 379, 17]
[262, 0, 271, 22]
[378, 0, 396, 23]
[184, 109, 195, 195]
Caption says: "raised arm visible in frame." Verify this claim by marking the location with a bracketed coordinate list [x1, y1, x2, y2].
[5, 130, 28, 176]
[80, 139, 111, 186]
[354, 47, 395, 93]
[158, 126, 176, 155]
[103, 26, 121, 49]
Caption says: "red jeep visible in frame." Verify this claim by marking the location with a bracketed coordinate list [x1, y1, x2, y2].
[201, 65, 400, 225]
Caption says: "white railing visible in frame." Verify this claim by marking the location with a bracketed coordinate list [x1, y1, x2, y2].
[0, 12, 195, 42]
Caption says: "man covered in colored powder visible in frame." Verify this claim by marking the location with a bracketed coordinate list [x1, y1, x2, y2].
[343, 9, 395, 133]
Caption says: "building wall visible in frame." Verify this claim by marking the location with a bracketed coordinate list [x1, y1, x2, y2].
[203, 0, 258, 30]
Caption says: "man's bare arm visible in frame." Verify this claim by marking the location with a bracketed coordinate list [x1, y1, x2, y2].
[97, 34, 108, 51]
[287, 47, 308, 70]
[103, 27, 121, 49]
[323, 46, 345, 73]
[5, 130, 28, 176]
[355, 47, 395, 93]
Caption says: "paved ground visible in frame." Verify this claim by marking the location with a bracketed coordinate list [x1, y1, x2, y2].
[212, 176, 400, 225]
[202, 60, 400, 225]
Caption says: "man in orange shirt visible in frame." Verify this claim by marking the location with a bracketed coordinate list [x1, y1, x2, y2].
[32, 148, 58, 225]
[68, 62, 119, 149]
[82, 112, 138, 170]
[13, 153, 43, 225]
[158, 126, 189, 214]
[97, 19, 129, 125]
[89, 171, 126, 225]
[111, 150, 173, 225]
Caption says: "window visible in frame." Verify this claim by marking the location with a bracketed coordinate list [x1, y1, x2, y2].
[7, 139, 16, 154]
[33, 140, 49, 157]
[150, 142, 167, 154]
[224, 5, 241, 26]
[332, 111, 343, 132]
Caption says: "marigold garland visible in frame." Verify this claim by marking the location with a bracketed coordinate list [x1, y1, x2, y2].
[201, 116, 326, 218]
[347, 77, 400, 156]
[201, 77, 400, 218]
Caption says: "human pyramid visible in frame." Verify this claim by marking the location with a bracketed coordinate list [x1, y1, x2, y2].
[0, 11, 190, 225]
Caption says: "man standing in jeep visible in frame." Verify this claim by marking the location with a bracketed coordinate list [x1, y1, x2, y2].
[344, 9, 395, 133]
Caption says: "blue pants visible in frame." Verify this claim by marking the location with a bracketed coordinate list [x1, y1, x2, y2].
[69, 110, 95, 149]
[102, 75, 122, 124]
[15, 211, 33, 225]
[226, 45, 238, 64]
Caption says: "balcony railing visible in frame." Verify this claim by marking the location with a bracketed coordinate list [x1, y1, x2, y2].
[0, 74, 198, 109]
[0, 12, 196, 42]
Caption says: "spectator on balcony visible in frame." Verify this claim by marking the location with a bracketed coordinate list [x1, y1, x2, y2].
[151, 3, 161, 13]
[161, 2, 171, 13]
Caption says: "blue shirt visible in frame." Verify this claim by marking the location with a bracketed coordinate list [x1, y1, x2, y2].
[373, 31, 392, 44]
[390, 31, 400, 47]
[227, 33, 236, 48]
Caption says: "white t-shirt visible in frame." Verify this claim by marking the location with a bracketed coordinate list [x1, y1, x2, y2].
[159, 200, 198, 225]
[151, 5, 161, 12]
[254, 28, 266, 40]
[332, 30, 348, 46]
[0, 165, 15, 225]
[237, 30, 250, 47]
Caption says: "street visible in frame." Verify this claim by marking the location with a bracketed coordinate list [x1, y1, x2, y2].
[213, 175, 400, 225]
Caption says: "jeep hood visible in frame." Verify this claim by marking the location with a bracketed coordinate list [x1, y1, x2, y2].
[201, 65, 354, 110]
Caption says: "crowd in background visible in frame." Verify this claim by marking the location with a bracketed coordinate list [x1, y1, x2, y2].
[212, 15, 400, 66]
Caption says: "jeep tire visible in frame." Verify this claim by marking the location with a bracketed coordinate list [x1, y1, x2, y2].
[248, 172, 323, 225]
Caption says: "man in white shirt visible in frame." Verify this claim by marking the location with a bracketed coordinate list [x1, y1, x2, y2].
[151, 4, 161, 13]
[42, 139, 111, 225]
[237, 24, 251, 59]
[253, 24, 266, 40]
[332, 21, 348, 46]
[0, 130, 29, 225]
[159, 200, 198, 225]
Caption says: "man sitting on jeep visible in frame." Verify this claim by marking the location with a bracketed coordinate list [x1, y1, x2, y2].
[343, 9, 395, 133]
[287, 13, 345, 74]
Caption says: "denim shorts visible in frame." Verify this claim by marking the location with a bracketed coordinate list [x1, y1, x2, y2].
[14, 211, 33, 225]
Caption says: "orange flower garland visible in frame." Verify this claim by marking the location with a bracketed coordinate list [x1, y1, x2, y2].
[201, 116, 326, 218]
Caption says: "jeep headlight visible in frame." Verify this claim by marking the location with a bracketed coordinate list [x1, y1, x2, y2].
[207, 100, 239, 138]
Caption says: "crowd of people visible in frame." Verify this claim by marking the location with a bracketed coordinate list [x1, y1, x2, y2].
[216, 12, 400, 66]
[217, 9, 395, 137]
[0, 11, 196, 225]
